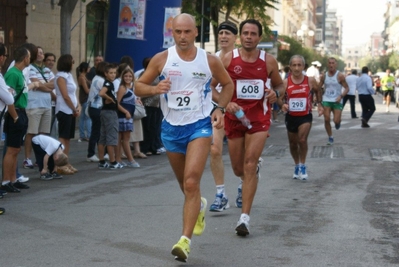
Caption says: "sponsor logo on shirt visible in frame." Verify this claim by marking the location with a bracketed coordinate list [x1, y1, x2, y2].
[192, 72, 207, 79]
[170, 90, 193, 96]
[291, 88, 307, 94]
[168, 70, 182, 77]
[234, 65, 242, 74]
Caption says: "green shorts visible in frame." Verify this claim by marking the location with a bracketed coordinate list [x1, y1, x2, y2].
[322, 101, 343, 110]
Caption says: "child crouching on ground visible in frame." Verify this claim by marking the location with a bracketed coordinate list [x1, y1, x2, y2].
[32, 134, 69, 180]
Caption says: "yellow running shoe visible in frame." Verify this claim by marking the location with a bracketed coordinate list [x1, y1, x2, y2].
[193, 197, 207, 236]
[171, 237, 190, 262]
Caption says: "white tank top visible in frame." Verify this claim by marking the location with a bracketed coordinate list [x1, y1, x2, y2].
[323, 70, 342, 102]
[160, 46, 213, 126]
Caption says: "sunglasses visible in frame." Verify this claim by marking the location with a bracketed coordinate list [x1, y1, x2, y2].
[1, 54, 8, 57]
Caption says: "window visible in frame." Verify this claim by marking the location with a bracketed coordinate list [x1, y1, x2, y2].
[86, 1, 108, 64]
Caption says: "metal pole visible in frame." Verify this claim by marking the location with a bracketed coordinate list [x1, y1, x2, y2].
[322, 0, 326, 43]
[200, 0, 205, 49]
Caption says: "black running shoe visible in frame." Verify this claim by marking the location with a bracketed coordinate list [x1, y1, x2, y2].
[1, 183, 21, 193]
[0, 207, 5, 215]
[13, 181, 30, 189]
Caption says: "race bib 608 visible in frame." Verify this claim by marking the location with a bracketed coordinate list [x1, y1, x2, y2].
[236, 79, 264, 100]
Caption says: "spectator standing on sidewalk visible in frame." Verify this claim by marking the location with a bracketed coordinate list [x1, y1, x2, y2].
[1, 46, 33, 193]
[343, 69, 358, 119]
[77, 62, 92, 142]
[23, 46, 54, 169]
[43, 52, 58, 138]
[54, 54, 80, 175]
[139, 57, 163, 156]
[86, 55, 103, 82]
[356, 66, 376, 128]
[86, 61, 107, 162]
[6, 43, 38, 183]
[116, 66, 140, 168]
[97, 64, 124, 170]
[0, 43, 16, 199]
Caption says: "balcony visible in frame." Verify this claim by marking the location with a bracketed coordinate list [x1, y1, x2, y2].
[293, 4, 301, 13]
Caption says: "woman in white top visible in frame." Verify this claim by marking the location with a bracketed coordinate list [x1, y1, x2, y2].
[86, 61, 107, 162]
[54, 54, 80, 174]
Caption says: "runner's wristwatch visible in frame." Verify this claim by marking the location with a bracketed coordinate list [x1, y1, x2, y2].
[211, 105, 225, 115]
[216, 106, 225, 114]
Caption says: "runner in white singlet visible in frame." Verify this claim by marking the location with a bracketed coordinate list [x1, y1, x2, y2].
[135, 14, 234, 262]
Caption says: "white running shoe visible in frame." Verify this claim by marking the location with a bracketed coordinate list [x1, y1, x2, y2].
[86, 155, 100, 162]
[235, 214, 250, 236]
[300, 164, 308, 180]
[293, 165, 300, 179]
[17, 175, 29, 183]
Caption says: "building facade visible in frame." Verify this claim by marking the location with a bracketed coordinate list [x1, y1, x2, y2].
[268, 0, 317, 48]
[382, 1, 399, 54]
[0, 0, 108, 73]
[324, 8, 342, 56]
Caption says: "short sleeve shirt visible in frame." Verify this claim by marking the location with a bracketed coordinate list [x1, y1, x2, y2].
[4, 66, 28, 108]
[102, 79, 117, 110]
[32, 134, 64, 156]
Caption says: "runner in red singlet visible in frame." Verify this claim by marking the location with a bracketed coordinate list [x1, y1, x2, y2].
[278, 55, 323, 181]
[220, 19, 284, 236]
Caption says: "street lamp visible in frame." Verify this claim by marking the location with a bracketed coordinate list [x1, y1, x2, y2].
[296, 24, 314, 46]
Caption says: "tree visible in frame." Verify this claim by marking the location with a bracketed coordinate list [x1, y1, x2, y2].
[182, 0, 280, 52]
[58, 0, 80, 55]
[277, 35, 325, 68]
[388, 53, 399, 71]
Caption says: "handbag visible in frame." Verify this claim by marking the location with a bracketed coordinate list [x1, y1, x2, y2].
[133, 103, 146, 120]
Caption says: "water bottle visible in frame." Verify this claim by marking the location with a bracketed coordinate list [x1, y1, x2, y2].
[235, 109, 252, 129]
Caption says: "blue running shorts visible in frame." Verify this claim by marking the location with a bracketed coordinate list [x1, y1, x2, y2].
[161, 117, 212, 154]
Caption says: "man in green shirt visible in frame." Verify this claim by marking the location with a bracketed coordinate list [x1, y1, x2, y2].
[380, 69, 395, 112]
[1, 46, 31, 193]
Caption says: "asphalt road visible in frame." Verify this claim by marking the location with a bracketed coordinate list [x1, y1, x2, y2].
[1, 94, 398, 267]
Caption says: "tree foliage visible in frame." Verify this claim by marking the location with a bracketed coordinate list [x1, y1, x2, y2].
[360, 53, 398, 74]
[277, 35, 345, 73]
[182, 0, 280, 52]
